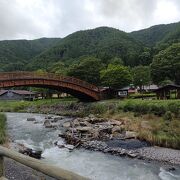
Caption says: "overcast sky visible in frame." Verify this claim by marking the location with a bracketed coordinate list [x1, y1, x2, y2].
[0, 0, 180, 40]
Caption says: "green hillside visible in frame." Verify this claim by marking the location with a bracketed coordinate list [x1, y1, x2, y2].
[0, 22, 179, 87]
[130, 22, 180, 47]
[28, 27, 143, 70]
[0, 38, 60, 71]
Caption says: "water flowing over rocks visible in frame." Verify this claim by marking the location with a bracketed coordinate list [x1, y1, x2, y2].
[24, 114, 180, 165]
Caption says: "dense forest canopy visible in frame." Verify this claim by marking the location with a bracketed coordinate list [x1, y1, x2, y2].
[0, 21, 179, 87]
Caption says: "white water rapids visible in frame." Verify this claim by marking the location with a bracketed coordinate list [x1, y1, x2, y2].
[6, 113, 180, 180]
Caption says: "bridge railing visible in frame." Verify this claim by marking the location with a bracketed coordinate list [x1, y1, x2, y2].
[0, 72, 99, 92]
[0, 146, 88, 180]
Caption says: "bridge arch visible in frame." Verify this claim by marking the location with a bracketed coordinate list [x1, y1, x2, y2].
[0, 72, 100, 101]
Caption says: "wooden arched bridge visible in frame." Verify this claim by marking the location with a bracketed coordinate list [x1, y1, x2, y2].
[0, 71, 101, 101]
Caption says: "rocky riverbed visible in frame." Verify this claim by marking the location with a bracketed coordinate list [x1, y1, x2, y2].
[6, 112, 180, 180]
[24, 114, 180, 165]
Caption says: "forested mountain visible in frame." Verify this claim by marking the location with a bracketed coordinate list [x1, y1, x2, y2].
[130, 22, 180, 47]
[0, 22, 179, 72]
[0, 21, 179, 86]
[27, 27, 143, 70]
[0, 38, 60, 71]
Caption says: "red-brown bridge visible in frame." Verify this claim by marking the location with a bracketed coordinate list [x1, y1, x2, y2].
[0, 71, 101, 101]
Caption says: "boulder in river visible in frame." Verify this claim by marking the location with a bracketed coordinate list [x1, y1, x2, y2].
[19, 148, 42, 159]
[27, 118, 36, 121]
[51, 117, 63, 123]
[43, 120, 53, 128]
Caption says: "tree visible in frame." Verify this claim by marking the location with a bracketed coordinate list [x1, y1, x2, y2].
[48, 61, 67, 75]
[151, 43, 180, 85]
[132, 66, 151, 90]
[110, 57, 124, 66]
[2, 61, 25, 71]
[100, 64, 132, 89]
[67, 57, 104, 85]
[138, 48, 152, 65]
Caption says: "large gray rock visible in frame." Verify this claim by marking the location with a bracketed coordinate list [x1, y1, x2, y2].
[125, 131, 137, 139]
[63, 121, 71, 128]
[72, 119, 80, 127]
[98, 125, 113, 133]
[27, 118, 36, 121]
[76, 126, 93, 132]
[79, 121, 92, 127]
[112, 126, 123, 134]
[43, 120, 52, 128]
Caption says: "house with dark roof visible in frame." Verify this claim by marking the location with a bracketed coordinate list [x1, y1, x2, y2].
[0, 90, 36, 101]
[154, 84, 180, 99]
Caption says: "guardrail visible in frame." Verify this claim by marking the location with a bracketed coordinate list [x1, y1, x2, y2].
[0, 146, 88, 180]
[0, 71, 99, 92]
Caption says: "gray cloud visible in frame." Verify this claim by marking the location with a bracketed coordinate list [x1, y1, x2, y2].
[0, 0, 43, 40]
[0, 0, 179, 40]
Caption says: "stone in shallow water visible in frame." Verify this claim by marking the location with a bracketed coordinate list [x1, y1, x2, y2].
[43, 120, 53, 128]
[19, 148, 42, 159]
[27, 118, 36, 121]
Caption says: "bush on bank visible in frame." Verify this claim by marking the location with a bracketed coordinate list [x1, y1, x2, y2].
[0, 99, 179, 117]
[118, 100, 180, 117]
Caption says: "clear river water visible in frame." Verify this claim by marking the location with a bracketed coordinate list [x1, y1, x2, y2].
[6, 112, 180, 180]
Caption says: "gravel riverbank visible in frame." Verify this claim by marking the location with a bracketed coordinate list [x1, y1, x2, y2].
[139, 147, 180, 165]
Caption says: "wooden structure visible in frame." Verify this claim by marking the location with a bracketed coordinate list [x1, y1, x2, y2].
[0, 146, 88, 180]
[0, 72, 100, 101]
[0, 90, 36, 101]
[154, 84, 180, 99]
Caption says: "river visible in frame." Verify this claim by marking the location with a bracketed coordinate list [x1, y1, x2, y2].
[6, 112, 180, 180]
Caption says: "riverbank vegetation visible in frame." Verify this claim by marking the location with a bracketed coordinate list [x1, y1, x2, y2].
[0, 99, 179, 149]
[0, 113, 6, 144]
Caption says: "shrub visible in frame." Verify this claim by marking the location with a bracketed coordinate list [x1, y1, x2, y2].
[150, 104, 166, 116]
[123, 102, 134, 112]
[163, 111, 173, 121]
[168, 103, 180, 117]
[85, 103, 108, 115]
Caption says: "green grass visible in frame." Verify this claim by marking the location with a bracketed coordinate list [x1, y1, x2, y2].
[0, 113, 6, 144]
[0, 98, 77, 112]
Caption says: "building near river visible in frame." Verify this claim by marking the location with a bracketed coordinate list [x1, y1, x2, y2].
[0, 90, 36, 101]
[154, 84, 180, 99]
